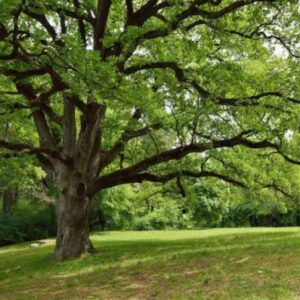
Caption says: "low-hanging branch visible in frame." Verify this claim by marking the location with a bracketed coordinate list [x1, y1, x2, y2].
[88, 130, 300, 196]
[109, 170, 246, 188]
[0, 140, 71, 163]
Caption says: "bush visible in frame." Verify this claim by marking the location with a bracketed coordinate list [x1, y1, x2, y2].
[0, 199, 56, 246]
[130, 201, 190, 230]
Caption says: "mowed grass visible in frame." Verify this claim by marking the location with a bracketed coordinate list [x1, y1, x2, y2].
[1, 228, 300, 299]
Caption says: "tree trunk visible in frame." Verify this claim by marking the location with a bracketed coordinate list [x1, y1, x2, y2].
[53, 165, 96, 261]
[51, 99, 104, 261]
[53, 192, 96, 261]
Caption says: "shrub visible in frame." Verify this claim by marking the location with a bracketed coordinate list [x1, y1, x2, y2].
[0, 199, 56, 246]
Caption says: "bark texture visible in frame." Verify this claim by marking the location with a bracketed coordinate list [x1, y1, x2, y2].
[53, 193, 95, 260]
[53, 164, 96, 261]
[52, 99, 102, 261]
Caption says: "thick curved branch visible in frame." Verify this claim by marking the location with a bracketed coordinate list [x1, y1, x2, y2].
[0, 140, 70, 163]
[46, 4, 95, 26]
[92, 169, 246, 191]
[195, 0, 276, 19]
[124, 61, 299, 106]
[89, 128, 300, 196]
[0, 99, 62, 125]
[23, 8, 62, 45]
[2, 60, 87, 114]
[15, 83, 58, 148]
[278, 152, 300, 165]
[126, 0, 170, 27]
[124, 61, 209, 98]
[258, 32, 300, 59]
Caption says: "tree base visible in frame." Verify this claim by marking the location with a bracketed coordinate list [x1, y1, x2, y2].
[53, 238, 97, 261]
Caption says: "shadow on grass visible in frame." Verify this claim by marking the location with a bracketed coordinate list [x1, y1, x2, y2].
[1, 229, 300, 299]
[1, 230, 300, 281]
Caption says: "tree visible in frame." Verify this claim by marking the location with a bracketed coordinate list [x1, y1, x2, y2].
[197, 145, 300, 227]
[0, 115, 46, 214]
[0, 0, 299, 260]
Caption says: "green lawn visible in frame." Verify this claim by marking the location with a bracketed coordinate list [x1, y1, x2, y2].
[1, 228, 300, 299]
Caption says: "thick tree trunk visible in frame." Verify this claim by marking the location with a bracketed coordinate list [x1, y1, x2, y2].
[51, 99, 104, 261]
[52, 163, 97, 261]
[53, 192, 96, 261]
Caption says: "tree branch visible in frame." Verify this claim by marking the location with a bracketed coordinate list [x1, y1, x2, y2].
[94, 0, 112, 50]
[98, 123, 160, 173]
[89, 127, 300, 196]
[73, 0, 87, 47]
[195, 0, 276, 20]
[91, 169, 246, 191]
[125, 0, 134, 23]
[23, 8, 62, 46]
[124, 61, 300, 106]
[0, 140, 70, 163]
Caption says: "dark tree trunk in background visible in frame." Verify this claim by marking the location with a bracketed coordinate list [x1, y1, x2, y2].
[249, 214, 258, 227]
[2, 189, 18, 215]
[96, 207, 107, 231]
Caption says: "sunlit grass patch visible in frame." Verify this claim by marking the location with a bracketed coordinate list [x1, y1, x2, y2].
[1, 228, 300, 299]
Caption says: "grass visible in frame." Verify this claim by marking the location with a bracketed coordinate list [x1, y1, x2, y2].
[1, 228, 300, 299]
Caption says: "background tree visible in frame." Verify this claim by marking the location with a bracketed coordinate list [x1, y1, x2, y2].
[0, 0, 299, 260]
[0, 112, 46, 214]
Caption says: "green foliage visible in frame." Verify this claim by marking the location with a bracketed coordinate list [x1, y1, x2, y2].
[221, 198, 300, 227]
[0, 199, 56, 246]
[90, 184, 192, 230]
[131, 200, 186, 230]
[0, 0, 300, 252]
[90, 186, 136, 230]
[188, 183, 229, 227]
[0, 157, 45, 192]
[89, 152, 300, 231]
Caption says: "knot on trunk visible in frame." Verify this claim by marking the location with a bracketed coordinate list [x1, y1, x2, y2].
[76, 182, 87, 198]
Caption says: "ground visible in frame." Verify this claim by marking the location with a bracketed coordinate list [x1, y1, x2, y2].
[1, 228, 300, 299]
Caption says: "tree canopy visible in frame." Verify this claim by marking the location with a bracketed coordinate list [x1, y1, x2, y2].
[0, 0, 299, 260]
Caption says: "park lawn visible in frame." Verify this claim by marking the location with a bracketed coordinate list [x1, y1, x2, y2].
[1, 228, 300, 299]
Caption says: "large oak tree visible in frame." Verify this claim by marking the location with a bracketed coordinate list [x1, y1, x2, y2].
[0, 0, 299, 260]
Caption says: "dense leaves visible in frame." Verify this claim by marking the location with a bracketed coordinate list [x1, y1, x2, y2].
[0, 0, 299, 257]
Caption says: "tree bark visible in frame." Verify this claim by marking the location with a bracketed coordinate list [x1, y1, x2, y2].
[53, 192, 96, 261]
[53, 165, 96, 261]
[51, 99, 104, 261]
